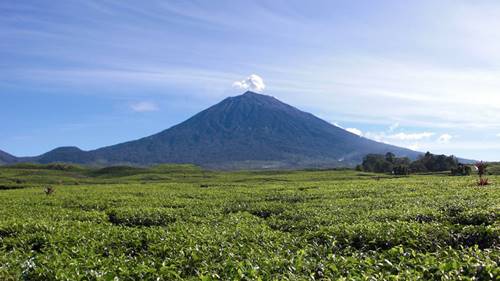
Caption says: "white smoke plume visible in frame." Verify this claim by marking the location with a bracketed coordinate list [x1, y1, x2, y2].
[232, 74, 266, 92]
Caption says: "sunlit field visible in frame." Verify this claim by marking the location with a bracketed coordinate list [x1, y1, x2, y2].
[0, 164, 499, 280]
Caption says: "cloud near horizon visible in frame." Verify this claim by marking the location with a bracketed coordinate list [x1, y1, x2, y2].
[386, 132, 435, 141]
[437, 134, 453, 144]
[232, 74, 266, 93]
[346, 128, 363, 136]
[388, 123, 400, 133]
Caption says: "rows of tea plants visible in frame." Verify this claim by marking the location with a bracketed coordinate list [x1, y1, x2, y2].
[0, 166, 498, 280]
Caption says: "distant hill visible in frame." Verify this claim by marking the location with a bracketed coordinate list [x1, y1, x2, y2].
[27, 91, 421, 169]
[0, 149, 17, 165]
[33, 146, 94, 164]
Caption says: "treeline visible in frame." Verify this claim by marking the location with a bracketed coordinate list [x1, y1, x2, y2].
[357, 152, 471, 175]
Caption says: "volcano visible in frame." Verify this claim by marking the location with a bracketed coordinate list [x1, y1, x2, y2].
[7, 91, 421, 169]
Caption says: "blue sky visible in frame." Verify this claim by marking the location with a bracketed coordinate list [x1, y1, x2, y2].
[1, 0, 500, 160]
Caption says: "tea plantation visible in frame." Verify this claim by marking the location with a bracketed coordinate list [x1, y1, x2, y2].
[0, 164, 498, 280]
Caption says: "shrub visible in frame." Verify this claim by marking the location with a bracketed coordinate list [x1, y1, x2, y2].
[475, 162, 489, 186]
[107, 208, 176, 227]
[451, 164, 472, 176]
[477, 178, 489, 186]
[44, 186, 55, 195]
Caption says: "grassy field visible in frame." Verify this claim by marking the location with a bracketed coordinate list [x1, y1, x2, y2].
[0, 164, 499, 280]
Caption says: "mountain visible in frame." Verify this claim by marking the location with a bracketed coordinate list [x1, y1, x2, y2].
[31, 91, 421, 169]
[0, 149, 17, 165]
[34, 146, 94, 164]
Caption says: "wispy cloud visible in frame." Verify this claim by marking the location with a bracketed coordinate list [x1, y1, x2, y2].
[130, 101, 158, 112]
[364, 131, 435, 143]
[388, 122, 399, 132]
[332, 122, 343, 128]
[266, 56, 500, 130]
[386, 132, 435, 141]
[437, 133, 452, 144]
[3, 1, 500, 160]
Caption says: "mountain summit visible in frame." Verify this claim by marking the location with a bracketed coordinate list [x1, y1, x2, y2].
[13, 91, 420, 169]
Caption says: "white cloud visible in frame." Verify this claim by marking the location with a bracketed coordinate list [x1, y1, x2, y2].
[363, 132, 435, 145]
[332, 122, 343, 128]
[363, 130, 436, 152]
[346, 128, 362, 136]
[437, 133, 452, 143]
[388, 122, 400, 132]
[363, 132, 384, 142]
[232, 74, 266, 92]
[496, 133, 500, 137]
[386, 132, 435, 141]
[407, 143, 420, 151]
[331, 122, 362, 136]
[130, 101, 159, 112]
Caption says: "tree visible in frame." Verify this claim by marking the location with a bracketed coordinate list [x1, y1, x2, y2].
[362, 154, 393, 173]
[385, 152, 396, 164]
[411, 152, 458, 172]
[362, 151, 460, 174]
[393, 165, 409, 175]
[409, 161, 427, 173]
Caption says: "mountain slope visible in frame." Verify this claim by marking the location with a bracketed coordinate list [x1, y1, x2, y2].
[34, 91, 420, 169]
[0, 149, 17, 165]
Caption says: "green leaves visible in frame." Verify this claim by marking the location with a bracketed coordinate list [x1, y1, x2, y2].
[0, 168, 498, 280]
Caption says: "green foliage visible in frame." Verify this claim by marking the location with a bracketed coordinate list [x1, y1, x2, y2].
[393, 165, 409, 175]
[361, 152, 410, 174]
[90, 166, 149, 177]
[487, 162, 500, 175]
[7, 163, 84, 171]
[107, 207, 177, 227]
[451, 163, 472, 176]
[363, 151, 461, 174]
[0, 165, 499, 279]
[411, 152, 459, 173]
[361, 154, 392, 173]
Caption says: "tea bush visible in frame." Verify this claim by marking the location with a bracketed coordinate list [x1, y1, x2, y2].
[0, 166, 498, 279]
